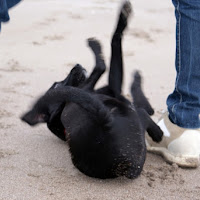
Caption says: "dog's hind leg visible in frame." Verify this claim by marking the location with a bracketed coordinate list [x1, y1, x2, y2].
[108, 1, 132, 97]
[131, 71, 154, 115]
[136, 108, 163, 143]
[83, 38, 106, 91]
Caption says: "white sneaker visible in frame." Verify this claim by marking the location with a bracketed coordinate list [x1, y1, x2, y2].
[146, 112, 200, 167]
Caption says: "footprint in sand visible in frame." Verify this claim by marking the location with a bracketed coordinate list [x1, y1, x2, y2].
[0, 109, 12, 118]
[36, 17, 58, 27]
[27, 173, 41, 178]
[1, 86, 34, 98]
[1, 87, 17, 94]
[67, 12, 83, 20]
[1, 81, 32, 98]
[43, 35, 65, 41]
[0, 59, 32, 73]
[14, 81, 28, 87]
[142, 164, 184, 187]
[130, 29, 154, 43]
[150, 28, 165, 34]
[32, 35, 65, 46]
[32, 41, 45, 46]
[0, 149, 18, 159]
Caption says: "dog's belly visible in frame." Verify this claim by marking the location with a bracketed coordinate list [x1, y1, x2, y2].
[61, 105, 146, 179]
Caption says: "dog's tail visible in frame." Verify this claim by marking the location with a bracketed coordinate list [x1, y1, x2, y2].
[131, 71, 154, 115]
[21, 86, 112, 129]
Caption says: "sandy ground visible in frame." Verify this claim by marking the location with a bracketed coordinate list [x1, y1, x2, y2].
[0, 0, 200, 199]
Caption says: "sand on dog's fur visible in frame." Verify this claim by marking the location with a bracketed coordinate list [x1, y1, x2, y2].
[0, 0, 199, 199]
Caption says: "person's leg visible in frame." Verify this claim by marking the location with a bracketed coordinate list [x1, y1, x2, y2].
[0, 0, 21, 32]
[0, 0, 10, 27]
[167, 0, 200, 128]
[146, 0, 200, 167]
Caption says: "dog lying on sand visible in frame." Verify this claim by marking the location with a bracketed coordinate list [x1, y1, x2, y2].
[21, 1, 163, 179]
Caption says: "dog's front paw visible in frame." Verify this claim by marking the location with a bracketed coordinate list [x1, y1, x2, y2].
[87, 38, 102, 55]
[121, 0, 132, 19]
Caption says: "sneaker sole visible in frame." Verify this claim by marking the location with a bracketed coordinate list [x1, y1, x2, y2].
[147, 145, 199, 168]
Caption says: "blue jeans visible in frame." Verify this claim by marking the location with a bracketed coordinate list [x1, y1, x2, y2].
[0, 0, 21, 31]
[167, 0, 200, 128]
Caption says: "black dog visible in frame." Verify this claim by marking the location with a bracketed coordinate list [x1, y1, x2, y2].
[21, 1, 163, 179]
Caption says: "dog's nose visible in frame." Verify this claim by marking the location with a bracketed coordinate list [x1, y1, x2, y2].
[74, 64, 88, 78]
[74, 64, 83, 70]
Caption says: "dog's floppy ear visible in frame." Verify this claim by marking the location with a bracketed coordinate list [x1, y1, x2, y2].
[21, 103, 63, 126]
[21, 89, 66, 126]
[21, 110, 49, 126]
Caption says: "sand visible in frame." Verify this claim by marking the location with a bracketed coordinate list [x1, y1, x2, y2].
[0, 0, 200, 199]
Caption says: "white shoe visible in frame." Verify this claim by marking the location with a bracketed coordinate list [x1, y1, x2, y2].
[146, 112, 200, 167]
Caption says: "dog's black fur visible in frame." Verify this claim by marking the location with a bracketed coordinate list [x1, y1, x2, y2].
[21, 1, 163, 179]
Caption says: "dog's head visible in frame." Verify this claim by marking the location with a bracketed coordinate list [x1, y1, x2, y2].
[21, 64, 86, 127]
[49, 64, 87, 90]
[21, 94, 67, 140]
